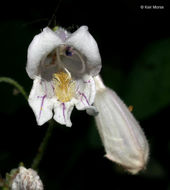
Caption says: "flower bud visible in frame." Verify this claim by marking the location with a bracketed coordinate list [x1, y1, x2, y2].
[11, 166, 43, 190]
[94, 75, 149, 174]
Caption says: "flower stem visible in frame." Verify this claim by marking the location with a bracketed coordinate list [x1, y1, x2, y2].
[0, 77, 28, 100]
[31, 120, 54, 170]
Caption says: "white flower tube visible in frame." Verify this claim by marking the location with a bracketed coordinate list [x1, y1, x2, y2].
[94, 75, 149, 174]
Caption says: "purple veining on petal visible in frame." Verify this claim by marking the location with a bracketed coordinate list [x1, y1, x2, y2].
[83, 80, 91, 83]
[62, 103, 66, 122]
[78, 91, 90, 106]
[51, 83, 55, 92]
[78, 92, 85, 106]
[75, 84, 80, 93]
[82, 93, 90, 105]
[81, 98, 85, 105]
[38, 95, 47, 120]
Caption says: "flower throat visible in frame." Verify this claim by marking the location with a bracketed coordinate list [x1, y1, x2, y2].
[53, 71, 75, 102]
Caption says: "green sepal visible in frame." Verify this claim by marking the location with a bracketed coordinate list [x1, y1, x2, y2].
[53, 26, 59, 32]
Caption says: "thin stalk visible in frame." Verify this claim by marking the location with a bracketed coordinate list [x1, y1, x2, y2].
[0, 77, 28, 100]
[31, 120, 54, 170]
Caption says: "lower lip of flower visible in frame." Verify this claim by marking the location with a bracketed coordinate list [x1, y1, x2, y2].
[53, 71, 75, 102]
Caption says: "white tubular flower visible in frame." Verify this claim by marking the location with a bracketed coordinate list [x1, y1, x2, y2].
[26, 26, 101, 126]
[94, 75, 149, 174]
[11, 167, 43, 190]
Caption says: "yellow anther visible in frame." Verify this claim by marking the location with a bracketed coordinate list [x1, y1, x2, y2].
[128, 105, 134, 112]
[53, 71, 75, 102]
[53, 26, 59, 32]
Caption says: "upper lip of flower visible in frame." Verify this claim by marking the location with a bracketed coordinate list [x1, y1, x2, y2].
[26, 26, 102, 80]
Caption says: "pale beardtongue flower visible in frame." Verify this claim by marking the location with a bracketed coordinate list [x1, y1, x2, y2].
[11, 167, 43, 190]
[94, 75, 149, 174]
[26, 26, 101, 126]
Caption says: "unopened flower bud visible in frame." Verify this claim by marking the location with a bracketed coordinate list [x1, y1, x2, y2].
[94, 75, 149, 174]
[11, 166, 43, 190]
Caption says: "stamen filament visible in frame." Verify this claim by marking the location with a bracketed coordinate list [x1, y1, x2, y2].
[73, 50, 86, 73]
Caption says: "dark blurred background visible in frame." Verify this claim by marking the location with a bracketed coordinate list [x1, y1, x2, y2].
[0, 0, 170, 189]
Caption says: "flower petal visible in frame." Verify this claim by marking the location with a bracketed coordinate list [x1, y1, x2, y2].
[28, 77, 54, 125]
[75, 75, 96, 112]
[26, 27, 63, 79]
[61, 52, 85, 77]
[53, 101, 74, 127]
[94, 76, 149, 174]
[66, 26, 102, 76]
[54, 26, 70, 41]
[86, 106, 98, 116]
